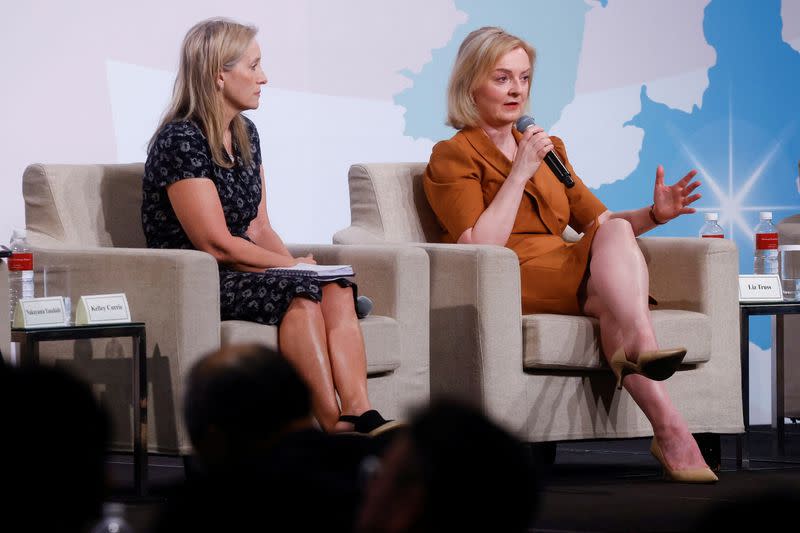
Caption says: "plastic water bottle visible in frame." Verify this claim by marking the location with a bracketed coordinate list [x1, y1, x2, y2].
[8, 229, 34, 324]
[90, 502, 135, 533]
[699, 212, 724, 238]
[754, 211, 779, 275]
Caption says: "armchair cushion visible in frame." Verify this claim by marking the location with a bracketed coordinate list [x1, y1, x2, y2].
[522, 310, 711, 371]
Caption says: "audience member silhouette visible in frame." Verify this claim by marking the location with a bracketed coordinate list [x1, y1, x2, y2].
[0, 364, 111, 533]
[183, 342, 317, 474]
[156, 343, 382, 532]
[356, 399, 540, 533]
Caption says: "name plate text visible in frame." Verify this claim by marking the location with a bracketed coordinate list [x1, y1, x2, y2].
[75, 293, 131, 325]
[13, 297, 67, 329]
[739, 274, 783, 302]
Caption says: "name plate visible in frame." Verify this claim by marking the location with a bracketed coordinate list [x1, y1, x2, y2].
[13, 297, 67, 329]
[739, 274, 783, 302]
[75, 293, 131, 325]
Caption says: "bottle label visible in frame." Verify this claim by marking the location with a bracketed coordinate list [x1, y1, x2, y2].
[21, 271, 34, 299]
[756, 232, 778, 250]
[701, 234, 724, 238]
[8, 252, 33, 271]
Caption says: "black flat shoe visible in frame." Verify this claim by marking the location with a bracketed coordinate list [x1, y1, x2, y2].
[339, 410, 405, 437]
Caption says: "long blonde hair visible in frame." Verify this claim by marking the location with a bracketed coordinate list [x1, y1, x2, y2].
[447, 27, 536, 130]
[150, 18, 257, 168]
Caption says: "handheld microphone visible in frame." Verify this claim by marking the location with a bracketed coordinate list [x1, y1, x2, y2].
[356, 295, 373, 319]
[515, 115, 575, 188]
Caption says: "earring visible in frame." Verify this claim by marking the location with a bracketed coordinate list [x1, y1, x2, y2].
[218, 82, 224, 91]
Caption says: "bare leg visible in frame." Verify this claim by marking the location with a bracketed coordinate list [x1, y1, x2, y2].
[583, 219, 707, 470]
[278, 297, 341, 432]
[320, 284, 372, 422]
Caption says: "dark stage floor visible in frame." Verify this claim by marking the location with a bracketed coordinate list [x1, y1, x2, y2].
[106, 424, 800, 532]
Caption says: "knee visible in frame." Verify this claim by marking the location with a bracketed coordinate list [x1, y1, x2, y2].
[323, 286, 357, 316]
[599, 219, 640, 251]
[600, 218, 635, 241]
[323, 284, 353, 301]
[287, 296, 323, 320]
[324, 301, 359, 329]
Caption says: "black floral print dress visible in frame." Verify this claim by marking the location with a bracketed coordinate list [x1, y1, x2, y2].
[142, 116, 354, 325]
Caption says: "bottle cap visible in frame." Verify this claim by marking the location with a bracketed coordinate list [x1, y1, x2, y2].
[11, 228, 27, 240]
[704, 212, 719, 221]
[759, 211, 773, 220]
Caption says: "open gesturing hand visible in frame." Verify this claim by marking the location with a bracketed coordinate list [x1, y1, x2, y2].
[652, 165, 702, 224]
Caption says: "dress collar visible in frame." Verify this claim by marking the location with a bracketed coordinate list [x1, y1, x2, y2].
[460, 125, 562, 235]
[461, 126, 523, 176]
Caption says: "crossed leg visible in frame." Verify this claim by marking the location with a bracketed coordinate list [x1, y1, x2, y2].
[278, 284, 371, 432]
[582, 218, 708, 471]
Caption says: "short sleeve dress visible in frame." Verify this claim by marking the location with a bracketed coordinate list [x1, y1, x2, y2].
[423, 127, 607, 316]
[142, 116, 354, 325]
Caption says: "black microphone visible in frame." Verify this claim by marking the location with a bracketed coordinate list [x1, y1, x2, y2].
[515, 115, 575, 188]
[356, 295, 373, 319]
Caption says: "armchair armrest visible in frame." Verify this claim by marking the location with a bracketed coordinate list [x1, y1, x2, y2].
[638, 237, 742, 432]
[638, 237, 739, 316]
[364, 242, 521, 409]
[31, 246, 222, 453]
[333, 226, 388, 245]
[287, 243, 430, 406]
[31, 246, 222, 364]
[336, 216, 524, 410]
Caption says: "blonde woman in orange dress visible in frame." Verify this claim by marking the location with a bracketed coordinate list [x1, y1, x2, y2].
[424, 27, 715, 483]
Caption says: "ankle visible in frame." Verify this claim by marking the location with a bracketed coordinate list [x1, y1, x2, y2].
[340, 399, 371, 418]
[653, 425, 695, 449]
[627, 344, 659, 363]
[313, 405, 345, 433]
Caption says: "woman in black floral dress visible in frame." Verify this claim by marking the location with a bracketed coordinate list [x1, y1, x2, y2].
[142, 18, 396, 435]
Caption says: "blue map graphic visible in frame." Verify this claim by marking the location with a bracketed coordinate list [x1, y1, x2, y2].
[598, 0, 800, 347]
[396, 0, 590, 140]
[398, 0, 800, 350]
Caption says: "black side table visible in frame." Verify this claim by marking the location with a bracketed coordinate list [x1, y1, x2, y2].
[11, 322, 148, 496]
[738, 302, 800, 468]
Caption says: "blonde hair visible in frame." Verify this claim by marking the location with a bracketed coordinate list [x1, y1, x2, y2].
[150, 18, 257, 168]
[446, 27, 536, 130]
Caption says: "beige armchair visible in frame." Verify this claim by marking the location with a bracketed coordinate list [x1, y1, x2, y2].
[334, 163, 743, 444]
[22, 163, 430, 455]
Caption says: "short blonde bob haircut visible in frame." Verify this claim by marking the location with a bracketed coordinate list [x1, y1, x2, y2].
[446, 27, 536, 130]
[150, 18, 258, 168]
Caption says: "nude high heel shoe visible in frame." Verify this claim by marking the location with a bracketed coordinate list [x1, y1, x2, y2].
[609, 346, 687, 390]
[650, 438, 719, 483]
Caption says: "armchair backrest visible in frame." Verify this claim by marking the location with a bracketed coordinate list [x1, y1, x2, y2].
[347, 163, 440, 243]
[779, 214, 800, 243]
[23, 163, 146, 248]
[345, 162, 582, 244]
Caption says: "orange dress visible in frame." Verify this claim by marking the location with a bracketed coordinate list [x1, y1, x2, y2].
[423, 126, 607, 315]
